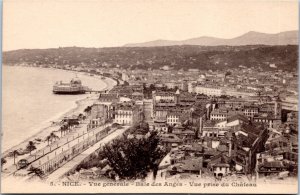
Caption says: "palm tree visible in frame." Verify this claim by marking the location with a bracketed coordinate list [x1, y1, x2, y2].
[1, 157, 7, 171]
[28, 166, 45, 179]
[10, 150, 19, 165]
[46, 132, 59, 145]
[50, 132, 59, 142]
[78, 113, 84, 122]
[59, 125, 67, 137]
[26, 141, 37, 155]
[45, 135, 51, 146]
[68, 120, 79, 130]
[63, 121, 70, 133]
[84, 106, 92, 116]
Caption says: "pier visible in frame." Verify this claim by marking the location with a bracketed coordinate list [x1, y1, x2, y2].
[86, 89, 108, 94]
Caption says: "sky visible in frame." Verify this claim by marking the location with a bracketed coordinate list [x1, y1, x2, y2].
[3, 0, 299, 51]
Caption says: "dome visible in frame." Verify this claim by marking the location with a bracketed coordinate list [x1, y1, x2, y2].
[71, 78, 82, 84]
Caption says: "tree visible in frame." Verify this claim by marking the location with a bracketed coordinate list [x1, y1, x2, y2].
[167, 125, 174, 133]
[78, 113, 84, 121]
[28, 166, 45, 179]
[10, 150, 19, 165]
[140, 122, 149, 133]
[84, 106, 92, 115]
[102, 131, 165, 180]
[63, 121, 70, 132]
[45, 135, 52, 146]
[1, 157, 7, 171]
[68, 119, 80, 129]
[59, 125, 68, 137]
[26, 141, 37, 155]
[50, 132, 59, 142]
[46, 132, 59, 145]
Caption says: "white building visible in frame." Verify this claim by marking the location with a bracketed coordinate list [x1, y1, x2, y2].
[114, 109, 134, 125]
[153, 91, 176, 103]
[121, 73, 129, 81]
[213, 163, 230, 178]
[114, 104, 142, 125]
[166, 113, 180, 126]
[202, 114, 248, 138]
[210, 109, 244, 121]
[210, 109, 228, 120]
[224, 89, 256, 98]
[188, 82, 196, 93]
[194, 85, 222, 96]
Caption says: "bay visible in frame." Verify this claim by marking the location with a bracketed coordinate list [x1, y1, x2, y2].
[2, 66, 107, 151]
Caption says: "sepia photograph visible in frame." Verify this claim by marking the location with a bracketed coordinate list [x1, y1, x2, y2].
[0, 0, 298, 193]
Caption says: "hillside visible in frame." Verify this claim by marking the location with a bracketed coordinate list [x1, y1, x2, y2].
[124, 31, 298, 47]
[3, 45, 298, 71]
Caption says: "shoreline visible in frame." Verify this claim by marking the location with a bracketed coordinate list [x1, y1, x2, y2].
[1, 66, 117, 157]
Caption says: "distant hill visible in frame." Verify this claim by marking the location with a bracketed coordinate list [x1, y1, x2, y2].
[3, 45, 298, 71]
[124, 30, 298, 47]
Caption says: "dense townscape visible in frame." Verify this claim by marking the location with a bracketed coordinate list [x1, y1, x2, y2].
[2, 44, 297, 185]
[1, 0, 298, 193]
[69, 65, 298, 183]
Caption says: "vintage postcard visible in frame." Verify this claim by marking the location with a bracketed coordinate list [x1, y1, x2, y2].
[1, 0, 298, 194]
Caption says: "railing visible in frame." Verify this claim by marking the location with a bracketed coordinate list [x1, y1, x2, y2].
[37, 126, 116, 176]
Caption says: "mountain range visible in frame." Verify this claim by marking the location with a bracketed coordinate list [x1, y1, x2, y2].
[124, 30, 298, 47]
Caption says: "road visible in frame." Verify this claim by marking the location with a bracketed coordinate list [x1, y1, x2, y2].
[2, 121, 111, 179]
[46, 126, 129, 181]
[2, 124, 88, 178]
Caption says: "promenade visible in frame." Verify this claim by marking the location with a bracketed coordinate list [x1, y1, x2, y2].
[2, 119, 126, 181]
[46, 126, 129, 181]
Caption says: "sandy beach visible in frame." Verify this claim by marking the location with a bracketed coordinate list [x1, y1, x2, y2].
[1, 68, 117, 161]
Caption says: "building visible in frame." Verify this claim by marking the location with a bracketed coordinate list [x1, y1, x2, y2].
[99, 93, 119, 103]
[88, 118, 105, 130]
[151, 119, 168, 133]
[132, 92, 144, 101]
[224, 88, 256, 98]
[166, 111, 181, 126]
[153, 91, 176, 104]
[180, 80, 189, 92]
[154, 106, 169, 120]
[159, 133, 183, 151]
[232, 122, 269, 174]
[212, 163, 230, 179]
[243, 105, 259, 118]
[143, 99, 153, 122]
[210, 109, 243, 121]
[121, 73, 129, 81]
[177, 92, 196, 106]
[114, 102, 143, 125]
[90, 103, 109, 119]
[194, 85, 222, 96]
[88, 103, 109, 130]
[172, 126, 195, 143]
[253, 113, 282, 129]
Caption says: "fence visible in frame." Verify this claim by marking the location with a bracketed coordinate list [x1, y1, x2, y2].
[37, 126, 115, 176]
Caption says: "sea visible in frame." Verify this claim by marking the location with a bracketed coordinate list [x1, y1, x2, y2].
[2, 65, 107, 152]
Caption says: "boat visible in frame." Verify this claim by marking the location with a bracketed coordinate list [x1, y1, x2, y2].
[53, 78, 91, 94]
